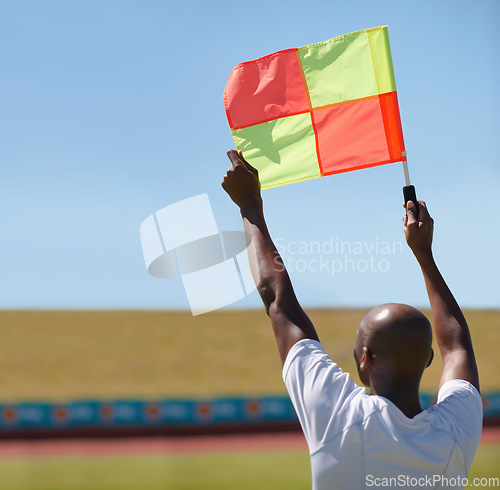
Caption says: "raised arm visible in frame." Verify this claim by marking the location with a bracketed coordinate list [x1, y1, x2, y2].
[404, 200, 479, 391]
[222, 150, 319, 365]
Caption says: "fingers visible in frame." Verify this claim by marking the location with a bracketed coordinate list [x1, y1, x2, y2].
[237, 150, 258, 174]
[416, 200, 430, 222]
[222, 153, 237, 189]
[221, 172, 230, 191]
[227, 149, 242, 168]
[221, 151, 243, 190]
[405, 200, 418, 225]
[226, 149, 258, 176]
[404, 199, 431, 224]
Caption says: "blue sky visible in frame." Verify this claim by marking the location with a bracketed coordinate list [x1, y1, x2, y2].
[0, 0, 498, 309]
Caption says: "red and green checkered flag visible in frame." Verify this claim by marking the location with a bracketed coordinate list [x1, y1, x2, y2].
[224, 26, 406, 189]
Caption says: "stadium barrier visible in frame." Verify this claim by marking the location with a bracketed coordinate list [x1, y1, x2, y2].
[1, 392, 499, 439]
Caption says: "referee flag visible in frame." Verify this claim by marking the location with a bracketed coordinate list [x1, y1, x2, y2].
[224, 26, 406, 189]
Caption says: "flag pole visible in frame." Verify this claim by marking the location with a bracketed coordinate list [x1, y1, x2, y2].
[402, 160, 411, 187]
[402, 154, 419, 214]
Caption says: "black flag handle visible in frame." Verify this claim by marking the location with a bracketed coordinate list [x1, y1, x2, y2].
[402, 159, 419, 216]
[403, 185, 419, 216]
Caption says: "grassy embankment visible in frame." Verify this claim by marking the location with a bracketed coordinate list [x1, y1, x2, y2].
[0, 309, 498, 400]
[0, 444, 498, 489]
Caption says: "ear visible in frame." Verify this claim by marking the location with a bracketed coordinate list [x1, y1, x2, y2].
[359, 346, 373, 370]
[426, 348, 434, 368]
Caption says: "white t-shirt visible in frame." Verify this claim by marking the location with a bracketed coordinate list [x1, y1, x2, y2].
[283, 339, 483, 490]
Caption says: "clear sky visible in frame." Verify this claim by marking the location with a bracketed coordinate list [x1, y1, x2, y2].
[1, 0, 498, 309]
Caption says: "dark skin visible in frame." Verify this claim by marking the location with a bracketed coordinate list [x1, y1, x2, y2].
[221, 150, 319, 365]
[222, 150, 479, 418]
[354, 303, 434, 417]
[403, 200, 479, 393]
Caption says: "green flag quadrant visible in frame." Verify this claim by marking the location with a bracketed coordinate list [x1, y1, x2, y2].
[224, 26, 406, 189]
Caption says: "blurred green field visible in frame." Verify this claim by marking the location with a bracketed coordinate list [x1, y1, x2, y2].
[0, 444, 498, 490]
[1, 309, 497, 489]
[0, 309, 499, 400]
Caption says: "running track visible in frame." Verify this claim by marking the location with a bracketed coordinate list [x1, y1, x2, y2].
[0, 428, 499, 458]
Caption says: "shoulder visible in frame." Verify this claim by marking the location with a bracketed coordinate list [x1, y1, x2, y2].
[282, 339, 365, 453]
[436, 379, 482, 410]
[282, 338, 363, 410]
[430, 379, 483, 455]
[282, 338, 333, 380]
[434, 379, 483, 424]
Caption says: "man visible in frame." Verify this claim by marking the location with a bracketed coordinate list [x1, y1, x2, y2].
[222, 150, 482, 490]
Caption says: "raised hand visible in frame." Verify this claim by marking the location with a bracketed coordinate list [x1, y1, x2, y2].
[221, 150, 261, 210]
[404, 200, 434, 260]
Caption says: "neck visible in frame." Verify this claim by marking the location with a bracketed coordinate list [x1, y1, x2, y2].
[370, 380, 423, 418]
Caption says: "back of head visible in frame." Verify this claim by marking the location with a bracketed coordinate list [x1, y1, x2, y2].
[355, 303, 433, 386]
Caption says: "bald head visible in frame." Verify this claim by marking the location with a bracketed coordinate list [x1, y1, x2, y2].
[354, 303, 433, 387]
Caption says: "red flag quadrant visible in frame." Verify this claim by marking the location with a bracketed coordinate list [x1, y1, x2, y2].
[224, 26, 406, 189]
